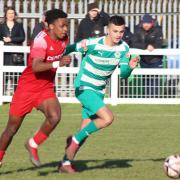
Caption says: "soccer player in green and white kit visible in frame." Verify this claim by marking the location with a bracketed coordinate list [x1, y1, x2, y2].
[58, 15, 139, 173]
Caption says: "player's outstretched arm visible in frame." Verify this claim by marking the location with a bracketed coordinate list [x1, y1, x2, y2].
[64, 44, 77, 55]
[119, 54, 139, 79]
[50, 56, 71, 69]
[64, 39, 89, 55]
[129, 55, 139, 69]
[32, 56, 71, 73]
[32, 58, 54, 73]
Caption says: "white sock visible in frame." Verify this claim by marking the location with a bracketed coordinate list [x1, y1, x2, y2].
[29, 138, 38, 148]
[72, 136, 79, 144]
[62, 160, 71, 166]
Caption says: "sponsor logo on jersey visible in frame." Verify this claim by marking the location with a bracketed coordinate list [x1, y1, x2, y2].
[94, 58, 118, 65]
[47, 54, 62, 61]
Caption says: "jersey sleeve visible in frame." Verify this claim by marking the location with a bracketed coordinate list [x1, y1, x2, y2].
[64, 38, 96, 55]
[76, 39, 90, 53]
[64, 43, 76, 55]
[31, 36, 47, 59]
[118, 45, 132, 79]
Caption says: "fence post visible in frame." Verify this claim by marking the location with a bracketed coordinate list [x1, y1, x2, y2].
[110, 68, 118, 105]
[0, 41, 4, 105]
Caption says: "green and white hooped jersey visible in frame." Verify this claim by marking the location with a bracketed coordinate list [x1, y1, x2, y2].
[74, 36, 132, 94]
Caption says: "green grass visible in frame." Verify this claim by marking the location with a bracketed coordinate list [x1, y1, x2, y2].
[0, 103, 180, 180]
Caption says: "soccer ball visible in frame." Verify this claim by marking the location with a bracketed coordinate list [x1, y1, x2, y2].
[164, 155, 180, 179]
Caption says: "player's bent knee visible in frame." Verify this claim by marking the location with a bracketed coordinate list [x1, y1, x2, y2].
[103, 114, 114, 127]
[47, 113, 61, 126]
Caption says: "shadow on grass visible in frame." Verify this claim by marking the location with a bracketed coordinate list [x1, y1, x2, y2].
[75, 159, 132, 172]
[0, 158, 165, 176]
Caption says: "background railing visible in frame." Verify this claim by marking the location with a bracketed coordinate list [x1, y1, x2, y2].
[0, 41, 180, 105]
[0, 0, 180, 105]
[0, 0, 180, 47]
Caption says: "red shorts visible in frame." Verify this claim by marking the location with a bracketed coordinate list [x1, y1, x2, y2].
[9, 88, 56, 117]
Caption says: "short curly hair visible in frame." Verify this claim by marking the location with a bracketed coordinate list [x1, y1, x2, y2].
[45, 9, 67, 25]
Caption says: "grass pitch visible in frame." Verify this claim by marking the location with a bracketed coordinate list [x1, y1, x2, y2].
[0, 103, 180, 180]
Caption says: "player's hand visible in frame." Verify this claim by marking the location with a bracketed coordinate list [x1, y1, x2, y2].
[129, 56, 139, 69]
[81, 39, 88, 52]
[60, 55, 72, 67]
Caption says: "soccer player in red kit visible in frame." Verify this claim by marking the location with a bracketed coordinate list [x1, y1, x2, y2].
[0, 9, 71, 167]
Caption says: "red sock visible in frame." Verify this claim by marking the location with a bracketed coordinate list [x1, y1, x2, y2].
[33, 131, 48, 145]
[0, 150, 5, 161]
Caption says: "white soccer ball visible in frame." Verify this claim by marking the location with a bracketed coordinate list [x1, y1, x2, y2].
[164, 155, 180, 179]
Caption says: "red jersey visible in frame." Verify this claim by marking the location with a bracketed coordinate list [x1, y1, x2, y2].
[17, 30, 68, 92]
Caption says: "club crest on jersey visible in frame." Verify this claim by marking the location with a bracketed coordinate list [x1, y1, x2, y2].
[114, 51, 120, 59]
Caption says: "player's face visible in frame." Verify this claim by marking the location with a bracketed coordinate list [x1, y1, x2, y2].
[107, 23, 125, 45]
[51, 18, 68, 39]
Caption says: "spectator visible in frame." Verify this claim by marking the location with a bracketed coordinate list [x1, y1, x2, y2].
[0, 6, 25, 95]
[132, 14, 163, 97]
[75, 2, 110, 42]
[0, 6, 25, 66]
[31, 11, 47, 41]
[123, 26, 134, 47]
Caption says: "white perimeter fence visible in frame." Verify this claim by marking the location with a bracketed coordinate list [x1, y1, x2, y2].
[0, 41, 180, 105]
